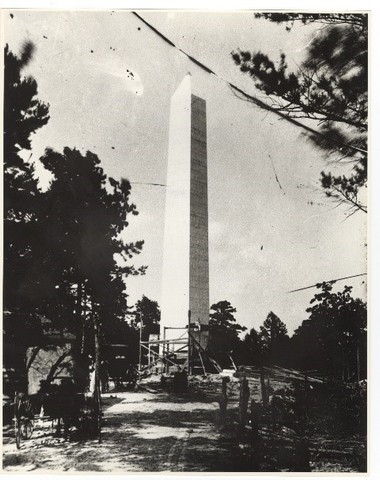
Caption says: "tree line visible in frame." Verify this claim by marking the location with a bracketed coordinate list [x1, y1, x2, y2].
[124, 287, 366, 384]
[207, 284, 366, 382]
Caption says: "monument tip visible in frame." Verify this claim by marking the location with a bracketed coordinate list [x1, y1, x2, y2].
[172, 72, 192, 97]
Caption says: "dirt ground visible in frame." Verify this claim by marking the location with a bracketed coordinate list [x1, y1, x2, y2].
[2, 373, 366, 473]
[2, 380, 240, 472]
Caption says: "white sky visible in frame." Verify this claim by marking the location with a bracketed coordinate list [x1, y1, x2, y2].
[4, 9, 367, 335]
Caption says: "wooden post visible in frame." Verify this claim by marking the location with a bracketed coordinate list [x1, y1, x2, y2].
[219, 376, 228, 425]
[239, 377, 250, 430]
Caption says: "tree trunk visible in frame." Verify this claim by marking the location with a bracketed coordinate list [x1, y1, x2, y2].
[93, 307, 101, 443]
[76, 282, 84, 354]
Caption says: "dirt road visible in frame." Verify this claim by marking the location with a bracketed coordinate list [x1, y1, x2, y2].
[2, 388, 239, 472]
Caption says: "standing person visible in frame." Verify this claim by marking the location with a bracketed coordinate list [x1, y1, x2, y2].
[59, 378, 78, 439]
[99, 360, 109, 393]
[88, 355, 96, 395]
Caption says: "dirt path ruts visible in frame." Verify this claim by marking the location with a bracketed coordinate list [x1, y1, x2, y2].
[3, 390, 236, 472]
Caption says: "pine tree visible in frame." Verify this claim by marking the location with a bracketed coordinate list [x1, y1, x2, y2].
[38, 147, 146, 340]
[292, 283, 367, 380]
[259, 312, 289, 365]
[3, 42, 50, 320]
[209, 301, 246, 367]
[232, 13, 367, 214]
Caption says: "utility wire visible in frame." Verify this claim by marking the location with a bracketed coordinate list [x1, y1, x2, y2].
[287, 273, 367, 293]
[130, 182, 167, 187]
[129, 14, 367, 298]
[132, 12, 367, 157]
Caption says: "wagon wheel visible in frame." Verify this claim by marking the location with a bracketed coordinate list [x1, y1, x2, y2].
[21, 418, 34, 440]
[22, 396, 35, 440]
[14, 392, 35, 447]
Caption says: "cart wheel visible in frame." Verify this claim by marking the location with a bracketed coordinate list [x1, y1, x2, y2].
[21, 419, 34, 440]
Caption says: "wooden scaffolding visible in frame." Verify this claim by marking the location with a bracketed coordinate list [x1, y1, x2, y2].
[138, 324, 222, 381]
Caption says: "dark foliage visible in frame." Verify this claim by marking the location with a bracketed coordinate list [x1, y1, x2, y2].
[3, 44, 145, 378]
[237, 327, 263, 365]
[134, 295, 161, 341]
[259, 312, 290, 366]
[291, 379, 367, 436]
[134, 295, 161, 364]
[290, 283, 366, 381]
[209, 300, 246, 368]
[3, 42, 50, 314]
[230, 283, 366, 384]
[33, 147, 146, 347]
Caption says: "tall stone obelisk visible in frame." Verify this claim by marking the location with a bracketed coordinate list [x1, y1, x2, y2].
[161, 74, 209, 351]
